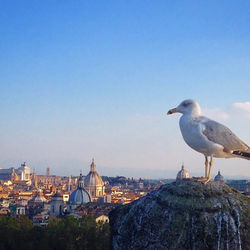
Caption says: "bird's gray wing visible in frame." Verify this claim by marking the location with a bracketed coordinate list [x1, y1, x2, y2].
[200, 118, 250, 152]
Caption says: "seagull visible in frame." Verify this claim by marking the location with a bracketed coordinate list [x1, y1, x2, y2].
[167, 99, 250, 183]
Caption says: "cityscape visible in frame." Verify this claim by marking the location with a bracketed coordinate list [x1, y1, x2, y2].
[1, 0, 249, 249]
[0, 160, 249, 227]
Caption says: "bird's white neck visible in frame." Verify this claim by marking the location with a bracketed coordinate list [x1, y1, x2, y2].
[183, 109, 201, 118]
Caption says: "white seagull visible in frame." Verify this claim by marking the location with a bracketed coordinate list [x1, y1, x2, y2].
[167, 99, 250, 183]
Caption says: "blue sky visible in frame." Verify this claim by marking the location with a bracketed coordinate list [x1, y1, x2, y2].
[0, 1, 249, 178]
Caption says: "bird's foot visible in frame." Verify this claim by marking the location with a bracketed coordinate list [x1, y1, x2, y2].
[194, 177, 211, 184]
[194, 177, 207, 183]
[204, 178, 211, 184]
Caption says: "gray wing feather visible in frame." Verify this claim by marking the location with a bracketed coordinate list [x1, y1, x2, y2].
[201, 119, 250, 152]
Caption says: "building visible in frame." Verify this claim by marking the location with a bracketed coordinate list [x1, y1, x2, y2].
[36, 175, 61, 187]
[69, 202, 119, 223]
[16, 206, 26, 216]
[176, 164, 190, 180]
[0, 168, 19, 182]
[84, 159, 105, 199]
[98, 195, 112, 204]
[0, 162, 31, 183]
[16, 162, 30, 181]
[68, 173, 92, 210]
[50, 192, 64, 216]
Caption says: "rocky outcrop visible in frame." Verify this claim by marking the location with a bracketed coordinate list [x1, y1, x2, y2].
[110, 179, 250, 250]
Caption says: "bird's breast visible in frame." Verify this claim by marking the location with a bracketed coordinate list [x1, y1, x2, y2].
[179, 115, 219, 155]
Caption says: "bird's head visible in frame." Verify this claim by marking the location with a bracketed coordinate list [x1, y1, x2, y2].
[167, 99, 201, 116]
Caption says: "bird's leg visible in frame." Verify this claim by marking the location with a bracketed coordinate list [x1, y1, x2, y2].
[208, 156, 213, 180]
[205, 156, 208, 178]
[205, 156, 213, 184]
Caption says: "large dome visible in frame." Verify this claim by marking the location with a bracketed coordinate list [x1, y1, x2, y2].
[84, 159, 104, 186]
[68, 174, 91, 205]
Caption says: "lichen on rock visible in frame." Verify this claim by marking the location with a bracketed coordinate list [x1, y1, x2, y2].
[110, 179, 250, 250]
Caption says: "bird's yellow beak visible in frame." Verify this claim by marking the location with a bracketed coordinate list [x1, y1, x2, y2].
[167, 108, 179, 115]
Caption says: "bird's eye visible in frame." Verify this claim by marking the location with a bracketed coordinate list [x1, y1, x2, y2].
[183, 102, 190, 107]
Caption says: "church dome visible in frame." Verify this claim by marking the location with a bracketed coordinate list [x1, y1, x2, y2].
[176, 164, 190, 180]
[214, 171, 224, 182]
[68, 174, 91, 205]
[84, 159, 104, 186]
[29, 189, 47, 203]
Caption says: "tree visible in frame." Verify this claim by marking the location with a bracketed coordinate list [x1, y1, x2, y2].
[0, 214, 111, 250]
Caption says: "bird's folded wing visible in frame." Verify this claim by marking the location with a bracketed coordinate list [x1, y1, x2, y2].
[200, 118, 250, 152]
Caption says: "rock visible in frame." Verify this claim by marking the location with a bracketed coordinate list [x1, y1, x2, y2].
[109, 179, 250, 250]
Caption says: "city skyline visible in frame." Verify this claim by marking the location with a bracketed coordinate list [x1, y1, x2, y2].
[0, 1, 249, 179]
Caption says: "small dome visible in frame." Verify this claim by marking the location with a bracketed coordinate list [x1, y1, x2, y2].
[68, 189, 91, 205]
[176, 164, 190, 180]
[68, 173, 91, 205]
[29, 189, 47, 203]
[214, 171, 224, 182]
[84, 159, 104, 186]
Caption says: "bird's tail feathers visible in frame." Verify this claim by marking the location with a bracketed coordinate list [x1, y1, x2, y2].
[232, 150, 250, 160]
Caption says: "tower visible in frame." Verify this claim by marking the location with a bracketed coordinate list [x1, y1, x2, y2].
[68, 175, 72, 192]
[46, 168, 50, 176]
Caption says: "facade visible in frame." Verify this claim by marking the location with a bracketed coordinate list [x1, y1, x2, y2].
[36, 175, 61, 186]
[95, 215, 109, 223]
[16, 206, 26, 216]
[50, 192, 64, 216]
[84, 159, 105, 198]
[98, 195, 112, 203]
[176, 164, 190, 180]
[17, 162, 30, 181]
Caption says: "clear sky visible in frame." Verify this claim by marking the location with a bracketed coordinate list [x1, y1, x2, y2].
[0, 0, 249, 178]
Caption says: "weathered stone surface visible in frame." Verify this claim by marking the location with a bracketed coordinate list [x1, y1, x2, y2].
[110, 179, 250, 250]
